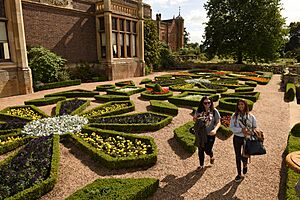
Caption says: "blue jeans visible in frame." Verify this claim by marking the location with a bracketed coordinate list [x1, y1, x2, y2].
[198, 135, 215, 166]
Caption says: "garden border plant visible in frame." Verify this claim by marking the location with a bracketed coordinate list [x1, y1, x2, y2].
[220, 92, 260, 102]
[106, 86, 146, 96]
[67, 126, 158, 169]
[218, 97, 254, 112]
[140, 90, 173, 100]
[149, 100, 178, 116]
[24, 96, 66, 106]
[168, 92, 219, 107]
[0, 105, 49, 120]
[44, 89, 99, 98]
[94, 94, 130, 102]
[34, 79, 81, 92]
[173, 121, 196, 153]
[284, 83, 296, 102]
[95, 84, 116, 92]
[55, 98, 91, 116]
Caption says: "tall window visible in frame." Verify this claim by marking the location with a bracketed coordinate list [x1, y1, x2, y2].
[120, 33, 124, 57]
[126, 34, 131, 57]
[99, 17, 106, 58]
[112, 32, 118, 58]
[0, 0, 10, 61]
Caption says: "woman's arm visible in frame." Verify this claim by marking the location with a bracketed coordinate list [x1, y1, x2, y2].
[229, 115, 243, 133]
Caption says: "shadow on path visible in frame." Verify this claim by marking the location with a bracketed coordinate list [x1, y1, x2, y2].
[150, 167, 207, 200]
[202, 180, 242, 200]
[167, 137, 194, 160]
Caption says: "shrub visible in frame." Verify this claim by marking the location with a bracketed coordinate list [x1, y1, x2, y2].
[28, 46, 67, 85]
[291, 123, 300, 137]
[68, 62, 107, 83]
[285, 83, 296, 102]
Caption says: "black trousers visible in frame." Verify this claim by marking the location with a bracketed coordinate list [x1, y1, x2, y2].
[197, 135, 215, 166]
[233, 135, 248, 175]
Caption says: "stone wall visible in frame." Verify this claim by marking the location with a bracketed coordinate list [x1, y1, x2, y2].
[110, 58, 143, 80]
[22, 1, 98, 63]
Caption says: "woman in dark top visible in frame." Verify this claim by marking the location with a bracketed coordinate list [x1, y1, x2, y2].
[193, 96, 221, 169]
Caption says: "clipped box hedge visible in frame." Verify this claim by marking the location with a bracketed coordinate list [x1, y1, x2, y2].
[150, 100, 178, 116]
[44, 89, 99, 98]
[0, 113, 31, 133]
[245, 81, 257, 87]
[174, 121, 196, 153]
[0, 131, 34, 155]
[80, 100, 135, 119]
[88, 112, 173, 132]
[140, 91, 173, 100]
[94, 94, 130, 102]
[168, 92, 219, 107]
[106, 86, 146, 96]
[235, 86, 255, 93]
[218, 97, 254, 112]
[67, 126, 157, 169]
[169, 84, 217, 94]
[115, 80, 135, 87]
[140, 78, 153, 84]
[1, 134, 60, 200]
[24, 96, 66, 106]
[95, 84, 116, 91]
[220, 92, 260, 102]
[66, 178, 159, 200]
[0, 105, 49, 120]
[34, 79, 81, 92]
[55, 98, 91, 116]
[284, 83, 296, 102]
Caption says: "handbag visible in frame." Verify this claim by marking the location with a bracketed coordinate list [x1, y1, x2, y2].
[244, 135, 266, 155]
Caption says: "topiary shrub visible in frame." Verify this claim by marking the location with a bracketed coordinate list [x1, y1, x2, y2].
[153, 84, 163, 93]
[291, 123, 300, 137]
[284, 83, 296, 102]
[27, 46, 68, 85]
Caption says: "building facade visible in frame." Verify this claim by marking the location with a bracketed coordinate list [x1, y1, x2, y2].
[156, 13, 184, 52]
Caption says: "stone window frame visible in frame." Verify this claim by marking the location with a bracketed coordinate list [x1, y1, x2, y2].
[0, 0, 10, 62]
[99, 16, 106, 58]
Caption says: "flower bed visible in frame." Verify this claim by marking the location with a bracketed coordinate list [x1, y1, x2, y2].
[55, 98, 90, 116]
[80, 101, 134, 119]
[0, 131, 33, 155]
[199, 82, 228, 93]
[238, 76, 270, 85]
[0, 105, 48, 121]
[24, 96, 66, 106]
[0, 134, 59, 200]
[169, 84, 217, 93]
[150, 100, 178, 116]
[21, 115, 88, 137]
[88, 112, 172, 132]
[0, 113, 30, 133]
[106, 86, 146, 96]
[66, 178, 159, 200]
[168, 92, 219, 107]
[67, 127, 157, 169]
[140, 88, 173, 100]
[44, 89, 99, 98]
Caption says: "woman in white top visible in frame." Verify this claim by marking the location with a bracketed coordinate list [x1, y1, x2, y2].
[230, 99, 257, 182]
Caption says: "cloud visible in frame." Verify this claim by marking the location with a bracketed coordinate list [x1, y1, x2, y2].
[281, 0, 300, 24]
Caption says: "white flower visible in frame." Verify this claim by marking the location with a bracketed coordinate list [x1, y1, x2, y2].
[21, 115, 89, 136]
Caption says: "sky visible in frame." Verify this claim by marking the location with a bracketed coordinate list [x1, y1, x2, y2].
[143, 0, 300, 44]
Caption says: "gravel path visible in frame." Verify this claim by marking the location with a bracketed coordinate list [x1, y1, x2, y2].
[0, 73, 295, 200]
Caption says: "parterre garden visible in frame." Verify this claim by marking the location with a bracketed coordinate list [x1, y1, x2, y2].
[0, 69, 274, 199]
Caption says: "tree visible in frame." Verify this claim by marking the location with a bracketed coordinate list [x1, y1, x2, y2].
[203, 0, 286, 64]
[144, 19, 161, 70]
[184, 28, 190, 47]
[285, 22, 300, 52]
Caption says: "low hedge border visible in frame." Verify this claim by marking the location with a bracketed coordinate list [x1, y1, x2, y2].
[168, 92, 219, 107]
[218, 97, 254, 112]
[284, 126, 300, 199]
[245, 81, 257, 87]
[106, 86, 146, 96]
[0, 131, 34, 155]
[220, 92, 260, 102]
[34, 79, 81, 92]
[140, 91, 173, 100]
[140, 78, 153, 84]
[88, 112, 173, 132]
[55, 98, 91, 116]
[94, 94, 130, 102]
[235, 86, 255, 93]
[284, 83, 296, 102]
[80, 100, 135, 119]
[174, 121, 196, 153]
[0, 128, 21, 136]
[115, 80, 135, 87]
[0, 105, 49, 119]
[95, 84, 116, 91]
[199, 83, 228, 93]
[212, 82, 245, 89]
[24, 96, 66, 106]
[169, 85, 217, 94]
[2, 134, 60, 200]
[150, 100, 178, 116]
[67, 126, 158, 169]
[66, 178, 159, 200]
[44, 89, 99, 98]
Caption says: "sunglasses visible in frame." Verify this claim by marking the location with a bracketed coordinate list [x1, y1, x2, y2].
[203, 102, 211, 105]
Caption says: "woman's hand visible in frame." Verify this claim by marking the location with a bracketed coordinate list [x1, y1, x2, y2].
[242, 128, 251, 136]
[208, 130, 217, 136]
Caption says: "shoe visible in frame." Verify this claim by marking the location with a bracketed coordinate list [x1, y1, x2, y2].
[243, 167, 248, 175]
[234, 175, 242, 182]
[210, 157, 215, 164]
[197, 165, 204, 170]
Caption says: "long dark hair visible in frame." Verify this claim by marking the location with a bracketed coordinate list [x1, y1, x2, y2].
[233, 99, 249, 119]
[196, 96, 214, 113]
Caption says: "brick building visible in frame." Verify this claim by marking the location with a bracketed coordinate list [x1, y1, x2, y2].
[0, 0, 152, 97]
[156, 13, 184, 52]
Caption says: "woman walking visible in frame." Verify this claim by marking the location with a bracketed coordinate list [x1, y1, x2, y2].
[193, 96, 221, 169]
[230, 99, 257, 182]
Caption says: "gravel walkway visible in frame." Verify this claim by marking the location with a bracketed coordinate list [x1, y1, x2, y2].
[0, 73, 296, 200]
